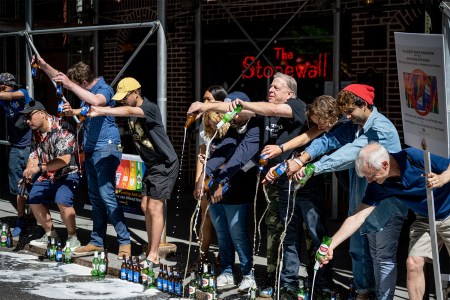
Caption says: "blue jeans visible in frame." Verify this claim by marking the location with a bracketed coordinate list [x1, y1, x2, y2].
[349, 231, 375, 294]
[278, 181, 328, 287]
[85, 144, 130, 246]
[209, 203, 253, 276]
[367, 215, 404, 300]
[8, 146, 30, 195]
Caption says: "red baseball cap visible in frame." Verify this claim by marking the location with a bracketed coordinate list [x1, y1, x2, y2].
[343, 84, 375, 105]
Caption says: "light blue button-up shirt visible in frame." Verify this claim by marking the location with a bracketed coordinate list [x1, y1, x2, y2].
[305, 107, 408, 234]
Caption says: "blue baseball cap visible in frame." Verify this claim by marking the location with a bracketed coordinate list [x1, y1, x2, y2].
[224, 91, 251, 102]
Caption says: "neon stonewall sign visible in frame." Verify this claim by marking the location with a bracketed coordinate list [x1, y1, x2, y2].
[241, 47, 329, 79]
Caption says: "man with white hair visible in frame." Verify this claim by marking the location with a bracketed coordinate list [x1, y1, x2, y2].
[319, 142, 450, 300]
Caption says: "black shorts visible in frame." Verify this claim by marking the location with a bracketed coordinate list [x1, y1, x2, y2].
[142, 160, 179, 200]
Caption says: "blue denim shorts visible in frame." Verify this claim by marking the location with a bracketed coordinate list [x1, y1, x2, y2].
[27, 173, 80, 207]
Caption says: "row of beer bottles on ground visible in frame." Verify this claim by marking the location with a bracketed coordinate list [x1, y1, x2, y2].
[1, 224, 13, 248]
[119, 255, 184, 297]
[188, 262, 218, 299]
[45, 237, 77, 264]
[296, 277, 357, 300]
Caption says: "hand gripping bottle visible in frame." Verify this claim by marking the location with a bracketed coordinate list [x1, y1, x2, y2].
[314, 236, 332, 271]
[216, 104, 243, 129]
[294, 163, 315, 190]
[271, 160, 288, 179]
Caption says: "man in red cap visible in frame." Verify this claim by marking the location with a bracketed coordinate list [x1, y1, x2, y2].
[287, 84, 408, 300]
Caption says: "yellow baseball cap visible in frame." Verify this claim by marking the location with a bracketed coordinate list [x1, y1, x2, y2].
[112, 77, 141, 100]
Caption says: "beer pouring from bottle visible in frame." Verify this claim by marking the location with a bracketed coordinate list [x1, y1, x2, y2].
[294, 163, 316, 190]
[185, 112, 198, 129]
[314, 236, 332, 271]
[258, 154, 269, 174]
[216, 103, 243, 129]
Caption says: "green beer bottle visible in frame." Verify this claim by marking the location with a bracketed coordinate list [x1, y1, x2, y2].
[188, 271, 198, 299]
[64, 241, 72, 264]
[294, 163, 315, 190]
[147, 261, 156, 288]
[141, 260, 149, 287]
[216, 104, 243, 129]
[91, 250, 99, 277]
[1, 224, 7, 247]
[98, 251, 106, 278]
[314, 236, 332, 271]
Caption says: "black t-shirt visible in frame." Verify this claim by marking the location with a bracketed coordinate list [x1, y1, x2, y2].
[263, 97, 307, 162]
[128, 97, 177, 166]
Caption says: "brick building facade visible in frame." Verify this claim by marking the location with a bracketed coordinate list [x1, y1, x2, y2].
[0, 0, 439, 188]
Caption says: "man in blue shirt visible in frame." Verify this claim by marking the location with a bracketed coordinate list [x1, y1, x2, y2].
[35, 57, 131, 258]
[319, 142, 450, 300]
[291, 84, 408, 299]
[0, 72, 32, 236]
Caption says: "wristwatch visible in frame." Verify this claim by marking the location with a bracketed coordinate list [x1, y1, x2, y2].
[278, 144, 284, 153]
[37, 162, 43, 173]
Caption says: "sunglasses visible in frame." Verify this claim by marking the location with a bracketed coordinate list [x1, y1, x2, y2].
[25, 110, 40, 120]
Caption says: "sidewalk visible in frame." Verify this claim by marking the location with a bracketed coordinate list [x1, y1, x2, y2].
[0, 195, 412, 299]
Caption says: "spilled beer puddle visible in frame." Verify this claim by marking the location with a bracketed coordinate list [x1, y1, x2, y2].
[0, 251, 165, 299]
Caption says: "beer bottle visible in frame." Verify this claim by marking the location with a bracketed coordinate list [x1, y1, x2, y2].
[175, 270, 182, 297]
[206, 274, 215, 300]
[31, 62, 38, 79]
[271, 160, 288, 179]
[250, 285, 257, 300]
[56, 82, 63, 97]
[201, 263, 210, 291]
[141, 260, 149, 287]
[133, 256, 141, 284]
[104, 249, 109, 273]
[294, 163, 316, 190]
[188, 271, 198, 299]
[46, 237, 51, 259]
[55, 240, 63, 262]
[197, 263, 203, 289]
[347, 279, 356, 300]
[6, 226, 13, 248]
[50, 237, 56, 261]
[91, 250, 99, 277]
[64, 241, 72, 264]
[163, 264, 169, 292]
[19, 178, 27, 197]
[147, 261, 156, 289]
[157, 263, 164, 290]
[120, 254, 127, 280]
[1, 224, 7, 247]
[78, 103, 90, 124]
[127, 257, 134, 282]
[210, 264, 217, 290]
[185, 112, 198, 129]
[98, 251, 107, 278]
[216, 104, 243, 129]
[314, 236, 332, 271]
[57, 100, 65, 118]
[258, 154, 269, 173]
[168, 266, 175, 294]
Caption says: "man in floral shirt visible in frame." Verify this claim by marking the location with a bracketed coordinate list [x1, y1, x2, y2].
[19, 100, 81, 251]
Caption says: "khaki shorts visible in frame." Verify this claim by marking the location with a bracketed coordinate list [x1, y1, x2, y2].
[409, 215, 450, 261]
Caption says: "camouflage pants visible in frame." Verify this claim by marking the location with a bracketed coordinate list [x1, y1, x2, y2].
[264, 185, 284, 274]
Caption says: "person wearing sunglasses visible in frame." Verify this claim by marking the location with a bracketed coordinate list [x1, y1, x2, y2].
[18, 100, 81, 252]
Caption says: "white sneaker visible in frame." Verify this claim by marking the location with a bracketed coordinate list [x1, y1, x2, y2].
[216, 272, 235, 287]
[238, 274, 256, 293]
[30, 233, 58, 247]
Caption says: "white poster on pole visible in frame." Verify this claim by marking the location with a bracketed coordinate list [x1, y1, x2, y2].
[394, 32, 449, 158]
